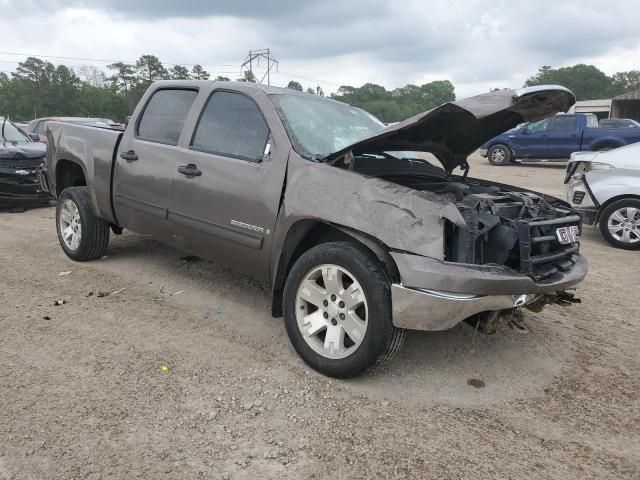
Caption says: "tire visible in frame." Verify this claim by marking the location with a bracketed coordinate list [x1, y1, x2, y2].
[487, 144, 512, 166]
[598, 199, 640, 250]
[56, 186, 110, 261]
[595, 144, 616, 152]
[283, 241, 405, 378]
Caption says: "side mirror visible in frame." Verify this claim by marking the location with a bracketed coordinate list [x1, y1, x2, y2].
[28, 133, 40, 141]
[519, 127, 529, 135]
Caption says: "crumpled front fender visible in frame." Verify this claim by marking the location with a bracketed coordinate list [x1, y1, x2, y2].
[280, 155, 466, 259]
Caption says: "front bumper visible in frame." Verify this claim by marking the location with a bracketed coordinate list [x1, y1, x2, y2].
[389, 252, 587, 331]
[479, 148, 488, 157]
[391, 286, 535, 331]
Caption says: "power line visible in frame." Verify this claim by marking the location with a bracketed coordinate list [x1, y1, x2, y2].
[0, 50, 341, 91]
[0, 51, 235, 69]
[277, 70, 343, 88]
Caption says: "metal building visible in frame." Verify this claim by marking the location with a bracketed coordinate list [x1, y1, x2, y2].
[610, 89, 640, 121]
[567, 99, 611, 120]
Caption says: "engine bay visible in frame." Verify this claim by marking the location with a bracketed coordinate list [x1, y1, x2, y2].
[342, 154, 582, 281]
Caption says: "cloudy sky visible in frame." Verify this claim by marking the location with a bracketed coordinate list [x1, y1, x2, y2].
[1, 0, 639, 98]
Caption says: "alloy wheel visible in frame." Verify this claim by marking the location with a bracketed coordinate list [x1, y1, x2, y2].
[491, 147, 506, 163]
[59, 199, 82, 251]
[295, 264, 368, 360]
[607, 207, 640, 244]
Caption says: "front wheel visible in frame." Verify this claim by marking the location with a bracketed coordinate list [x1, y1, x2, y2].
[283, 242, 405, 378]
[487, 144, 512, 166]
[599, 199, 640, 250]
[56, 186, 110, 261]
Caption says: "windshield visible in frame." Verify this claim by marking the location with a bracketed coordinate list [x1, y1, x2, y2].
[270, 94, 385, 159]
[1, 118, 31, 143]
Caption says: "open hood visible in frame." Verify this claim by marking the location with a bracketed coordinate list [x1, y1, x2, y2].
[324, 85, 576, 172]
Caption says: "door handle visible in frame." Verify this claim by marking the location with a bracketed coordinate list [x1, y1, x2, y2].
[120, 150, 138, 161]
[178, 164, 202, 177]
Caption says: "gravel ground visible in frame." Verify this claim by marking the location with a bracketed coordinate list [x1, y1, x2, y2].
[1, 153, 639, 479]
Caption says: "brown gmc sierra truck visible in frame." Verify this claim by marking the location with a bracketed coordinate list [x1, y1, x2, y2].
[42, 81, 587, 377]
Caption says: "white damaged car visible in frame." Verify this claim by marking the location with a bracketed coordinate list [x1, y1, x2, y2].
[565, 142, 640, 249]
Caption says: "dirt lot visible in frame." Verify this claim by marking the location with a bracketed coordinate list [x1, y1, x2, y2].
[1, 153, 639, 479]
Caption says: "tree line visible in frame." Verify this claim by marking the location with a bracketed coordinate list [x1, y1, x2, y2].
[0, 54, 638, 124]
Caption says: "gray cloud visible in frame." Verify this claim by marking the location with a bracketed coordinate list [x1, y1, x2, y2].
[1, 0, 639, 98]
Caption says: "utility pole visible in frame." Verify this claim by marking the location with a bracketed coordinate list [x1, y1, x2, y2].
[241, 49, 278, 85]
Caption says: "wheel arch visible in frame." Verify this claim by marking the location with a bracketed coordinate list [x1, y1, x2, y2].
[270, 219, 400, 317]
[55, 158, 88, 197]
[591, 140, 623, 152]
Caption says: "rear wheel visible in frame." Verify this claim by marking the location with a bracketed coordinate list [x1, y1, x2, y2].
[488, 144, 512, 166]
[596, 144, 616, 152]
[599, 199, 640, 250]
[56, 186, 110, 261]
[283, 241, 405, 378]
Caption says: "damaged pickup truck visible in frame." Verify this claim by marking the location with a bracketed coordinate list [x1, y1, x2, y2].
[43, 81, 587, 377]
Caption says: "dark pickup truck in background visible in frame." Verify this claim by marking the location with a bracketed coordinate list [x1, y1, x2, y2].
[481, 113, 640, 165]
[42, 81, 587, 377]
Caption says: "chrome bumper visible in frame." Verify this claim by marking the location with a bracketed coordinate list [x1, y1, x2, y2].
[391, 285, 534, 331]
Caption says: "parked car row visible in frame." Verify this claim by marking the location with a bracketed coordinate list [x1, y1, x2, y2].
[480, 112, 640, 165]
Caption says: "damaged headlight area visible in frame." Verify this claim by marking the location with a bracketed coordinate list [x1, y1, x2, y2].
[445, 189, 582, 282]
[0, 156, 51, 205]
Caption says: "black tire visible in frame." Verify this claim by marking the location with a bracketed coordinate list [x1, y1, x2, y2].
[283, 241, 405, 378]
[56, 186, 110, 261]
[598, 198, 640, 250]
[487, 143, 512, 166]
[595, 144, 616, 152]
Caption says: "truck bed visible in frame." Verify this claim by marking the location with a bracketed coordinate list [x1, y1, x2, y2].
[46, 122, 123, 224]
[581, 126, 640, 150]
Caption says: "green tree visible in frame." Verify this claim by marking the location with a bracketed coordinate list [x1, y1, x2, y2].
[420, 80, 455, 108]
[170, 65, 191, 80]
[12, 57, 53, 88]
[331, 80, 455, 123]
[215, 76, 231, 81]
[135, 55, 168, 86]
[107, 62, 136, 93]
[524, 64, 612, 100]
[191, 64, 210, 80]
[287, 80, 303, 91]
[610, 70, 640, 96]
[237, 70, 257, 83]
[305, 87, 315, 95]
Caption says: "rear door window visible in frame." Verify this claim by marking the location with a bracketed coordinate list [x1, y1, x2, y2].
[35, 121, 47, 134]
[524, 118, 549, 134]
[137, 89, 198, 145]
[586, 116, 600, 128]
[191, 91, 270, 162]
[551, 116, 577, 131]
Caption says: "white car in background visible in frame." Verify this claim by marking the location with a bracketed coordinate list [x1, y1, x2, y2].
[565, 142, 640, 249]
